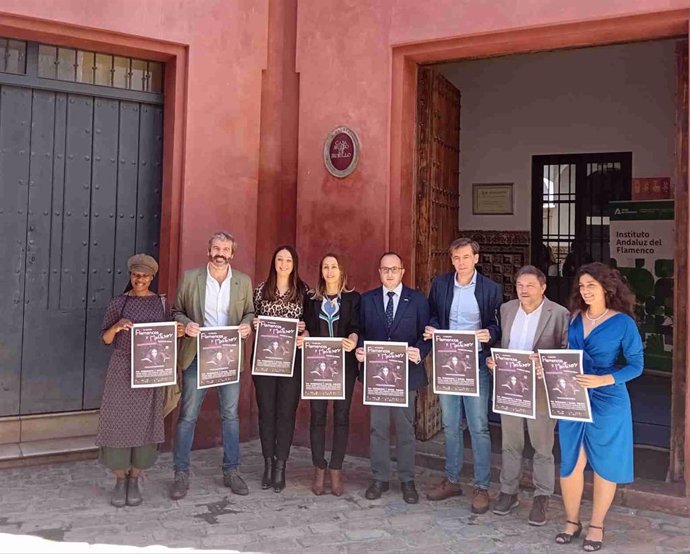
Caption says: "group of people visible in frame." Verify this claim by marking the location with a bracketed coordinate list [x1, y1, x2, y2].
[96, 233, 643, 552]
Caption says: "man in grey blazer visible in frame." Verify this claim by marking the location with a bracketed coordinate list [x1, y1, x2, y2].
[487, 265, 569, 526]
[169, 232, 254, 500]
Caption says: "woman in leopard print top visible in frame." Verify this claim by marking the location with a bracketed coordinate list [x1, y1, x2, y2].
[252, 245, 309, 493]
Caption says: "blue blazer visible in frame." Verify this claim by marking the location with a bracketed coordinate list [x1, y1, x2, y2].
[428, 271, 502, 368]
[357, 285, 431, 391]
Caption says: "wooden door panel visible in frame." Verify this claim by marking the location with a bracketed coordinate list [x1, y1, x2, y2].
[0, 85, 31, 416]
[414, 67, 460, 440]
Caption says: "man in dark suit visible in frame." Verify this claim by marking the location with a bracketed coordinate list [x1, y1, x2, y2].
[424, 237, 502, 514]
[355, 252, 430, 504]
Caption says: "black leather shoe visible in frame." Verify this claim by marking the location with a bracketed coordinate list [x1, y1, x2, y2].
[401, 481, 419, 504]
[364, 480, 390, 500]
[169, 471, 189, 500]
[111, 478, 127, 507]
[126, 476, 143, 506]
[273, 459, 286, 493]
[261, 457, 274, 490]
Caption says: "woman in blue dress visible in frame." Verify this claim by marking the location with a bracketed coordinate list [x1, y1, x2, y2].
[556, 262, 643, 552]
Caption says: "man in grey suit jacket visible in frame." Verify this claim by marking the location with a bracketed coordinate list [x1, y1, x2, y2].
[169, 232, 254, 500]
[487, 265, 569, 526]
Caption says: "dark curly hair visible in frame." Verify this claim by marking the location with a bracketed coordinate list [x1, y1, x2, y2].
[568, 262, 636, 318]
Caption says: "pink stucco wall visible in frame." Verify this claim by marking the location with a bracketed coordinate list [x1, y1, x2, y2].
[1, 0, 688, 476]
[295, 0, 690, 286]
[0, 0, 268, 276]
[293, 0, 690, 459]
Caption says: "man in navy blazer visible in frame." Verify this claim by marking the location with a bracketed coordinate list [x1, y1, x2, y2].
[355, 252, 431, 504]
[424, 237, 502, 514]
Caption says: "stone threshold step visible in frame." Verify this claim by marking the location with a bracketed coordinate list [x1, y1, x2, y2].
[0, 435, 98, 469]
[413, 446, 689, 518]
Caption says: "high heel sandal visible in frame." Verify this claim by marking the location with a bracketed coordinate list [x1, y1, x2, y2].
[583, 525, 604, 552]
[555, 520, 583, 545]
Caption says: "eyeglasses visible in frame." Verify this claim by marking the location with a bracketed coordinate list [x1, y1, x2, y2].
[379, 266, 402, 274]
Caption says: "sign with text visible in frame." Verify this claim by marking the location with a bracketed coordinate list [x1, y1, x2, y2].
[131, 322, 177, 388]
[539, 349, 592, 422]
[610, 200, 674, 372]
[432, 330, 480, 396]
[363, 341, 408, 407]
[491, 348, 535, 419]
[301, 337, 346, 400]
[252, 316, 299, 377]
[197, 326, 242, 389]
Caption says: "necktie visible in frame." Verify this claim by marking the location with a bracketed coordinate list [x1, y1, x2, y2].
[385, 291, 395, 328]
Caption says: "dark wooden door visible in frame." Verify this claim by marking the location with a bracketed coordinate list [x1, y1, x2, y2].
[0, 85, 163, 415]
[414, 67, 460, 440]
[670, 40, 688, 484]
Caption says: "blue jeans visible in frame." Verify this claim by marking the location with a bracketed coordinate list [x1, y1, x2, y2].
[439, 368, 491, 489]
[173, 358, 240, 474]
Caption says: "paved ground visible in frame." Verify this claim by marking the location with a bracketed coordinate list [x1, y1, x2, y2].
[1, 439, 689, 553]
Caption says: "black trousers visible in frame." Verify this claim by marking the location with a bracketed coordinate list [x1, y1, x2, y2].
[309, 368, 357, 470]
[253, 369, 301, 461]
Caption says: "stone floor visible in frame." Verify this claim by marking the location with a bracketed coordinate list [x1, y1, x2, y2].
[0, 439, 689, 553]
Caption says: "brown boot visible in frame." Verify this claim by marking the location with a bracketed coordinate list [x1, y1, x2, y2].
[330, 469, 344, 496]
[311, 467, 326, 496]
[472, 488, 490, 514]
[426, 478, 463, 501]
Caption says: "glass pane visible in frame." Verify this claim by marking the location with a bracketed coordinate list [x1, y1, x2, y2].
[0, 39, 7, 73]
[94, 53, 113, 86]
[147, 61, 163, 93]
[38, 44, 57, 78]
[5, 40, 27, 74]
[130, 59, 146, 91]
[75, 51, 94, 84]
[112, 56, 130, 89]
[57, 48, 76, 81]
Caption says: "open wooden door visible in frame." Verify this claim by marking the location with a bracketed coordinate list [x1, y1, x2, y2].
[671, 40, 688, 486]
[414, 67, 460, 440]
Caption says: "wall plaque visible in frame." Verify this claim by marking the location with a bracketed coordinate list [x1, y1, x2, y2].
[472, 183, 514, 215]
[323, 126, 360, 178]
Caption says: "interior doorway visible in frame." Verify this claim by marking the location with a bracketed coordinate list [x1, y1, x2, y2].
[413, 36, 686, 482]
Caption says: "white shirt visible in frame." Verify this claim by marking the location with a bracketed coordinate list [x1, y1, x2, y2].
[204, 264, 232, 327]
[382, 283, 404, 318]
[508, 300, 544, 351]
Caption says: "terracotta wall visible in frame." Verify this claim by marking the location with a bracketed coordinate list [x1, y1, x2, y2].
[0, 0, 269, 280]
[295, 0, 690, 278]
[2, 0, 689, 463]
[292, 0, 690, 455]
[0, 0, 270, 449]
